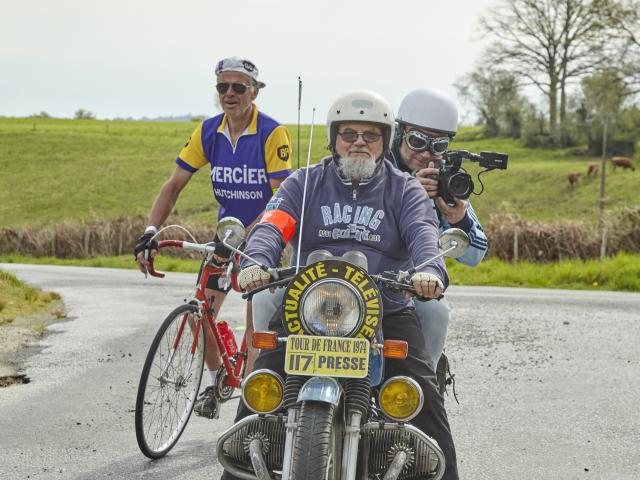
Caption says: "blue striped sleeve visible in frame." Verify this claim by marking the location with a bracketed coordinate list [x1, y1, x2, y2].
[176, 157, 198, 173]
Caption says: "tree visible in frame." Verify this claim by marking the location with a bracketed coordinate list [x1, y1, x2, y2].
[74, 109, 96, 120]
[481, 0, 611, 143]
[455, 67, 526, 137]
[605, 0, 640, 93]
[30, 111, 50, 118]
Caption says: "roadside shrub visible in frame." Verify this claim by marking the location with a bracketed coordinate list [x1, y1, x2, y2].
[485, 208, 640, 261]
[1, 209, 638, 262]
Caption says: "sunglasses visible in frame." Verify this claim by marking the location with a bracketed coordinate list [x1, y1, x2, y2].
[215, 82, 253, 95]
[337, 129, 382, 144]
[404, 129, 450, 154]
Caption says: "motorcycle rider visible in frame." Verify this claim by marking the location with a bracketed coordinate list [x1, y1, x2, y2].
[222, 90, 459, 480]
[390, 87, 488, 371]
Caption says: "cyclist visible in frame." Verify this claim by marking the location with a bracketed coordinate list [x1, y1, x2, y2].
[134, 56, 292, 419]
[390, 87, 488, 375]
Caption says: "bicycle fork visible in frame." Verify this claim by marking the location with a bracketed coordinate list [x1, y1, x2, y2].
[158, 312, 202, 388]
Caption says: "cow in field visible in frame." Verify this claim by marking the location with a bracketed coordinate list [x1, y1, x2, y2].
[587, 161, 599, 177]
[567, 172, 582, 187]
[611, 157, 635, 172]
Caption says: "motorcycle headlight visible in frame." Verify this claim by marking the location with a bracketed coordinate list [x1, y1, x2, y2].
[241, 370, 284, 414]
[300, 279, 363, 336]
[378, 376, 424, 422]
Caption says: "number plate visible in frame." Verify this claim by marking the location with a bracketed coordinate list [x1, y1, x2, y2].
[284, 335, 370, 378]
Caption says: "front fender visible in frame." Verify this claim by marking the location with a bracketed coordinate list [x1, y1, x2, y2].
[297, 377, 341, 406]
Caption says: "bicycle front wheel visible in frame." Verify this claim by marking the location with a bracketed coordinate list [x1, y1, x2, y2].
[135, 303, 205, 458]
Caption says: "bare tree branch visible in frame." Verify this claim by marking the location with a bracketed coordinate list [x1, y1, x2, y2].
[481, 0, 616, 140]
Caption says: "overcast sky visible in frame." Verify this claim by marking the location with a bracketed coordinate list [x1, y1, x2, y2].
[1, 0, 498, 123]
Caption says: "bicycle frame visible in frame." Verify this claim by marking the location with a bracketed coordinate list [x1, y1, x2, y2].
[194, 260, 246, 388]
[149, 240, 247, 389]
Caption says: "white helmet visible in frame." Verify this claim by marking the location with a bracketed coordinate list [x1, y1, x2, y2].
[326, 90, 395, 151]
[396, 87, 459, 137]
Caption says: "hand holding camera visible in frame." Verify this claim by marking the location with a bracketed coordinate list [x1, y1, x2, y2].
[414, 162, 440, 198]
[419, 150, 509, 207]
[416, 162, 468, 224]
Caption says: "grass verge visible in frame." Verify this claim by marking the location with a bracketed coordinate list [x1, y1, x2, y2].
[0, 270, 64, 326]
[447, 252, 640, 292]
[0, 269, 67, 380]
[2, 253, 639, 293]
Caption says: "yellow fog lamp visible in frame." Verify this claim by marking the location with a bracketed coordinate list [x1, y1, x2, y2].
[241, 370, 284, 414]
[378, 376, 424, 422]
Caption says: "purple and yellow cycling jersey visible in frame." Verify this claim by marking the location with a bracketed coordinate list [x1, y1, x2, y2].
[176, 105, 292, 226]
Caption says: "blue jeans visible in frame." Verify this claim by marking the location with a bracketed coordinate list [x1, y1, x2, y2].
[252, 289, 450, 369]
[251, 288, 283, 332]
[414, 297, 450, 368]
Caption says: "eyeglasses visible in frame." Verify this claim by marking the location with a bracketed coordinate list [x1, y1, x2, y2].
[215, 82, 253, 95]
[337, 129, 382, 144]
[404, 129, 450, 154]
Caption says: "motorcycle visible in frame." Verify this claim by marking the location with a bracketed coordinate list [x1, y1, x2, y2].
[215, 217, 469, 480]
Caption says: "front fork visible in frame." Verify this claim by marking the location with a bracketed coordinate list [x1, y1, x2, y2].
[159, 309, 202, 387]
[280, 377, 363, 480]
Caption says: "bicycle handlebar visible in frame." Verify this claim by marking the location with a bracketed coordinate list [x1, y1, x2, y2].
[240, 267, 442, 301]
[145, 240, 224, 278]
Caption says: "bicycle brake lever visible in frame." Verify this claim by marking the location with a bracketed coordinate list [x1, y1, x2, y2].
[146, 257, 165, 278]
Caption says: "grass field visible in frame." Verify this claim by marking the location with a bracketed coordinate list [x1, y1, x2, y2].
[0, 117, 319, 228]
[1, 117, 639, 292]
[1, 117, 638, 229]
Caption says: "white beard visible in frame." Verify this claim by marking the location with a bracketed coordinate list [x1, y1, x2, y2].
[337, 156, 377, 181]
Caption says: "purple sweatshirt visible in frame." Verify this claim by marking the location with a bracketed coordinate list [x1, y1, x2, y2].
[243, 156, 449, 313]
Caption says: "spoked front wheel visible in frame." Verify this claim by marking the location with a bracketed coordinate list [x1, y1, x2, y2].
[135, 303, 205, 458]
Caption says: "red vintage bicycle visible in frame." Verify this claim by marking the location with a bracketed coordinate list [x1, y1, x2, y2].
[134, 219, 247, 459]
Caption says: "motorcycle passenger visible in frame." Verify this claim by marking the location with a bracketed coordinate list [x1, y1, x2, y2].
[222, 90, 459, 480]
[390, 87, 488, 371]
[134, 56, 292, 420]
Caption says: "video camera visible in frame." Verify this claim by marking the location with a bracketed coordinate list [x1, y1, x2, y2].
[433, 150, 508, 205]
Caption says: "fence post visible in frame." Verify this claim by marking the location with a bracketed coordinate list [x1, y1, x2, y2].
[117, 231, 123, 256]
[84, 226, 91, 257]
[600, 224, 608, 259]
[513, 225, 519, 262]
[51, 230, 56, 257]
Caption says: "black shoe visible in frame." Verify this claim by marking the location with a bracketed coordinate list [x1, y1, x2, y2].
[194, 386, 220, 419]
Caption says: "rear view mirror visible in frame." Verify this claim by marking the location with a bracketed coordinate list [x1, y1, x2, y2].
[216, 216, 245, 248]
[438, 228, 470, 259]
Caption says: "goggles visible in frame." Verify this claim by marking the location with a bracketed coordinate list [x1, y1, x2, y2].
[404, 129, 450, 155]
[216, 82, 252, 95]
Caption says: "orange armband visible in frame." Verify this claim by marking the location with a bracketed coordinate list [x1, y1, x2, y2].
[261, 210, 296, 243]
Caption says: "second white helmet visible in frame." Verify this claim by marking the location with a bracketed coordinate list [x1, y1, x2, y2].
[326, 90, 395, 151]
[396, 87, 459, 137]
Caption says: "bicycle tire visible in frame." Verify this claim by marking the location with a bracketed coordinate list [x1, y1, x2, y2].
[135, 303, 205, 458]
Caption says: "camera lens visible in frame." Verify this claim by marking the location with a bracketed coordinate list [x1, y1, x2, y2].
[447, 172, 473, 199]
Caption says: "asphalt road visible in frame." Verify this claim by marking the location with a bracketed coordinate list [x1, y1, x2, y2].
[0, 264, 639, 480]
